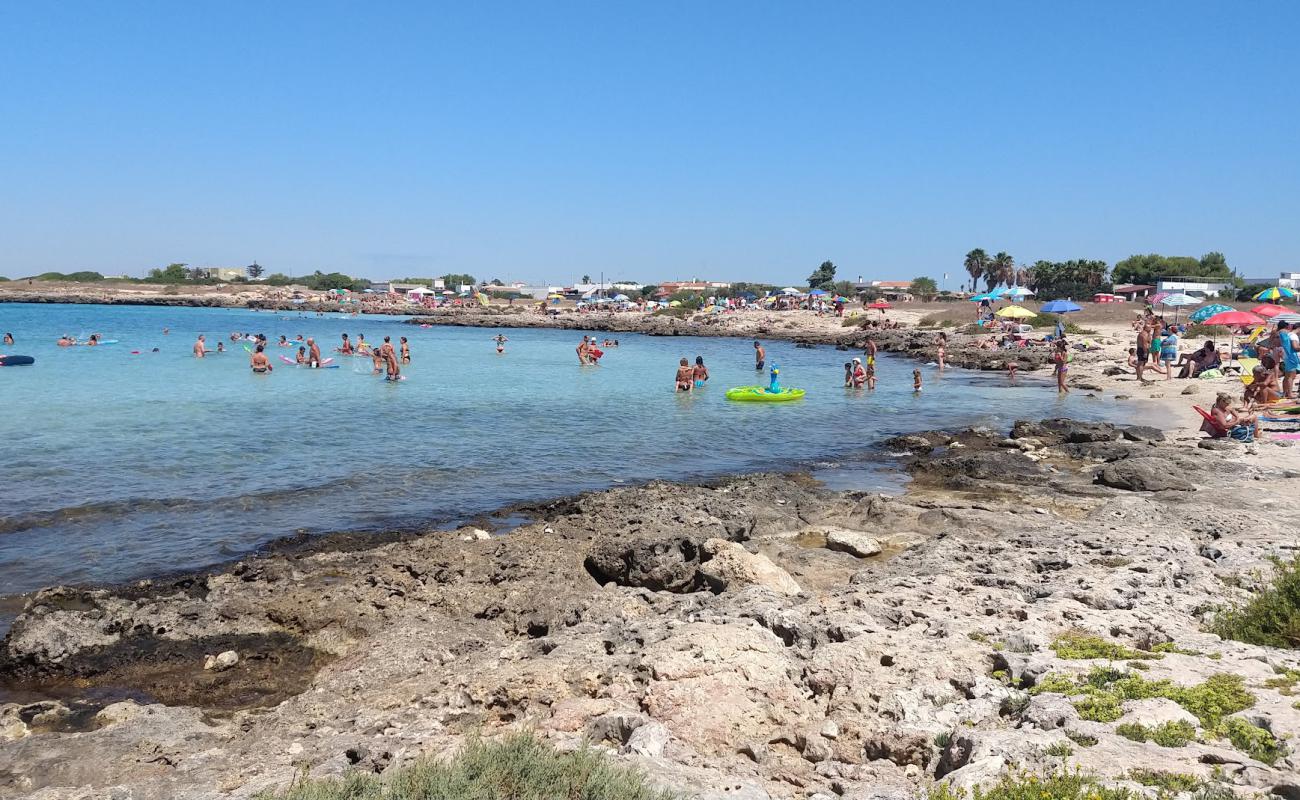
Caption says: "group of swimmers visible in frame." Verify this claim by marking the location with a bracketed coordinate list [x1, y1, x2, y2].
[56, 334, 101, 346]
[674, 356, 709, 391]
[576, 335, 618, 364]
[676, 338, 930, 394]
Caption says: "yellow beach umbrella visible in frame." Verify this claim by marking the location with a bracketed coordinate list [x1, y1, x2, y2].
[995, 305, 1037, 319]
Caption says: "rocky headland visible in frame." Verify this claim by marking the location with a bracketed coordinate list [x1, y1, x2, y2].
[2, 418, 1298, 800]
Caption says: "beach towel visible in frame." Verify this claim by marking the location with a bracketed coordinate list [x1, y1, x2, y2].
[1197, 369, 1223, 380]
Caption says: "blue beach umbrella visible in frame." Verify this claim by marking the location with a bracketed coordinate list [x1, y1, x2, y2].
[1039, 300, 1082, 314]
[969, 292, 995, 302]
[808, 289, 828, 296]
[1188, 303, 1233, 324]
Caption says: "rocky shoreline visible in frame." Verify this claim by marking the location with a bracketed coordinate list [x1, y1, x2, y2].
[3, 417, 1298, 800]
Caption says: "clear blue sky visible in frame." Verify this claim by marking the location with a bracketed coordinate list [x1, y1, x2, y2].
[2, 1, 1297, 286]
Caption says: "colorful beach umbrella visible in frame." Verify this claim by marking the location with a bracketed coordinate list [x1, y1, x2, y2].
[1039, 300, 1082, 314]
[1147, 291, 1171, 306]
[995, 305, 1037, 319]
[1203, 311, 1264, 327]
[1189, 304, 1234, 324]
[1251, 304, 1287, 318]
[1253, 287, 1297, 302]
[969, 292, 996, 302]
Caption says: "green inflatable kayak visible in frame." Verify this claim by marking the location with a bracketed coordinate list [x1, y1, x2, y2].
[725, 386, 806, 402]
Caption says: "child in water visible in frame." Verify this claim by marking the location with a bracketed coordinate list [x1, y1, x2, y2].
[913, 369, 923, 393]
[675, 358, 694, 392]
[693, 356, 708, 387]
[843, 362, 853, 387]
[494, 334, 508, 354]
[296, 346, 306, 364]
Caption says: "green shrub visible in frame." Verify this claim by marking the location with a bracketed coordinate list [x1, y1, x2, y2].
[1052, 632, 1159, 661]
[1152, 642, 1201, 656]
[929, 769, 1135, 800]
[1263, 667, 1300, 695]
[1213, 717, 1285, 765]
[1030, 669, 1253, 727]
[1212, 555, 1300, 649]
[1127, 661, 1151, 671]
[254, 733, 678, 800]
[1044, 741, 1074, 758]
[1115, 720, 1196, 747]
[1064, 730, 1098, 747]
[1126, 770, 1201, 794]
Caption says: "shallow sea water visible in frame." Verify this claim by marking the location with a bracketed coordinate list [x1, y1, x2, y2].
[1, 303, 1145, 597]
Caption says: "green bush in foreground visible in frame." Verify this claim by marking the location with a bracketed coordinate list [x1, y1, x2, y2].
[1126, 769, 1201, 794]
[930, 769, 1135, 800]
[1113, 720, 1196, 747]
[1212, 555, 1300, 649]
[1214, 717, 1285, 765]
[254, 734, 678, 800]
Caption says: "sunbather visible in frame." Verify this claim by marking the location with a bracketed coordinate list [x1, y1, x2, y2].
[1206, 392, 1260, 442]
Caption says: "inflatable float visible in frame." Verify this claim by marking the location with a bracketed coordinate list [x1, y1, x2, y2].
[726, 365, 804, 402]
[0, 355, 34, 367]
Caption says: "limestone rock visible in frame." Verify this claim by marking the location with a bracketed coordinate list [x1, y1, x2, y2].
[1096, 458, 1194, 492]
[699, 539, 801, 595]
[825, 530, 883, 558]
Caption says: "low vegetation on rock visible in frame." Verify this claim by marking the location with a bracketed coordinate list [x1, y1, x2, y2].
[1031, 668, 1254, 726]
[1211, 555, 1300, 649]
[253, 734, 677, 800]
[1051, 631, 1159, 661]
[1113, 720, 1196, 747]
[930, 770, 1135, 800]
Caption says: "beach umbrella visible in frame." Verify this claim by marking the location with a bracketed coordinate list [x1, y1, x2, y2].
[1189, 303, 1233, 324]
[1253, 287, 1297, 302]
[1039, 300, 1082, 314]
[995, 305, 1037, 319]
[1147, 291, 1171, 306]
[1203, 310, 1266, 361]
[1159, 293, 1201, 308]
[1273, 312, 1300, 325]
[969, 292, 995, 302]
[780, 287, 801, 295]
[867, 301, 891, 310]
[1004, 287, 1035, 299]
[808, 289, 828, 296]
[1251, 304, 1287, 318]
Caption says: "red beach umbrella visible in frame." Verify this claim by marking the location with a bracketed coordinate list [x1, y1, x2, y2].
[1202, 310, 1266, 363]
[867, 301, 891, 310]
[1251, 304, 1286, 318]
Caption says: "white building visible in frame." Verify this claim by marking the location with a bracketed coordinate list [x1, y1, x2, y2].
[1154, 277, 1234, 298]
[1279, 272, 1300, 290]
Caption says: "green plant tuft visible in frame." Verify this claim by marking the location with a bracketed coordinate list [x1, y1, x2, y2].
[1126, 770, 1201, 794]
[929, 769, 1136, 800]
[1114, 720, 1196, 747]
[1030, 669, 1253, 727]
[1211, 555, 1300, 649]
[1213, 717, 1285, 765]
[1052, 632, 1159, 661]
[1064, 730, 1098, 747]
[253, 733, 679, 800]
[1044, 742, 1074, 758]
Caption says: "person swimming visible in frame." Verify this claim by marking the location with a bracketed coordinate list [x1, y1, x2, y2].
[85, 334, 99, 346]
[692, 356, 709, 387]
[215, 341, 225, 353]
[339, 333, 353, 354]
[296, 346, 307, 364]
[675, 358, 694, 392]
[2, 332, 13, 345]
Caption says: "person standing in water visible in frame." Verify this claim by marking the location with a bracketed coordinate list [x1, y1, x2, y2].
[865, 338, 877, 371]
[675, 358, 694, 392]
[494, 334, 508, 354]
[340, 333, 353, 354]
[370, 345, 385, 374]
[382, 337, 401, 381]
[193, 334, 206, 358]
[400, 336, 411, 363]
[296, 346, 307, 364]
[912, 369, 923, 392]
[1053, 339, 1070, 394]
[576, 336, 590, 364]
[250, 344, 273, 374]
[692, 356, 709, 387]
[936, 333, 946, 370]
[753, 341, 765, 371]
[843, 362, 854, 387]
[3, 332, 13, 345]
[307, 337, 322, 368]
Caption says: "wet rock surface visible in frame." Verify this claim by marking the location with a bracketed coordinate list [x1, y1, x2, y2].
[2, 420, 1298, 799]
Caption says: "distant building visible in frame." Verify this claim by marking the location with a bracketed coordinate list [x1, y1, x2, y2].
[1154, 277, 1234, 298]
[371, 281, 427, 294]
[1277, 272, 1300, 290]
[851, 279, 914, 301]
[657, 280, 732, 295]
[195, 267, 245, 281]
[1111, 283, 1155, 301]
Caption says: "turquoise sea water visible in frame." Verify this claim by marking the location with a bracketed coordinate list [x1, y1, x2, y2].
[1, 303, 1139, 600]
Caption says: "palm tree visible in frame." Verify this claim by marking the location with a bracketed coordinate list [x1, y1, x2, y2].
[988, 252, 1015, 291]
[964, 249, 988, 293]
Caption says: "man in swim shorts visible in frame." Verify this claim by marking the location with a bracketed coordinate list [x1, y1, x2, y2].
[306, 337, 321, 368]
[193, 334, 206, 358]
[1135, 324, 1151, 382]
[250, 344, 273, 373]
[754, 341, 765, 371]
[865, 338, 877, 369]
